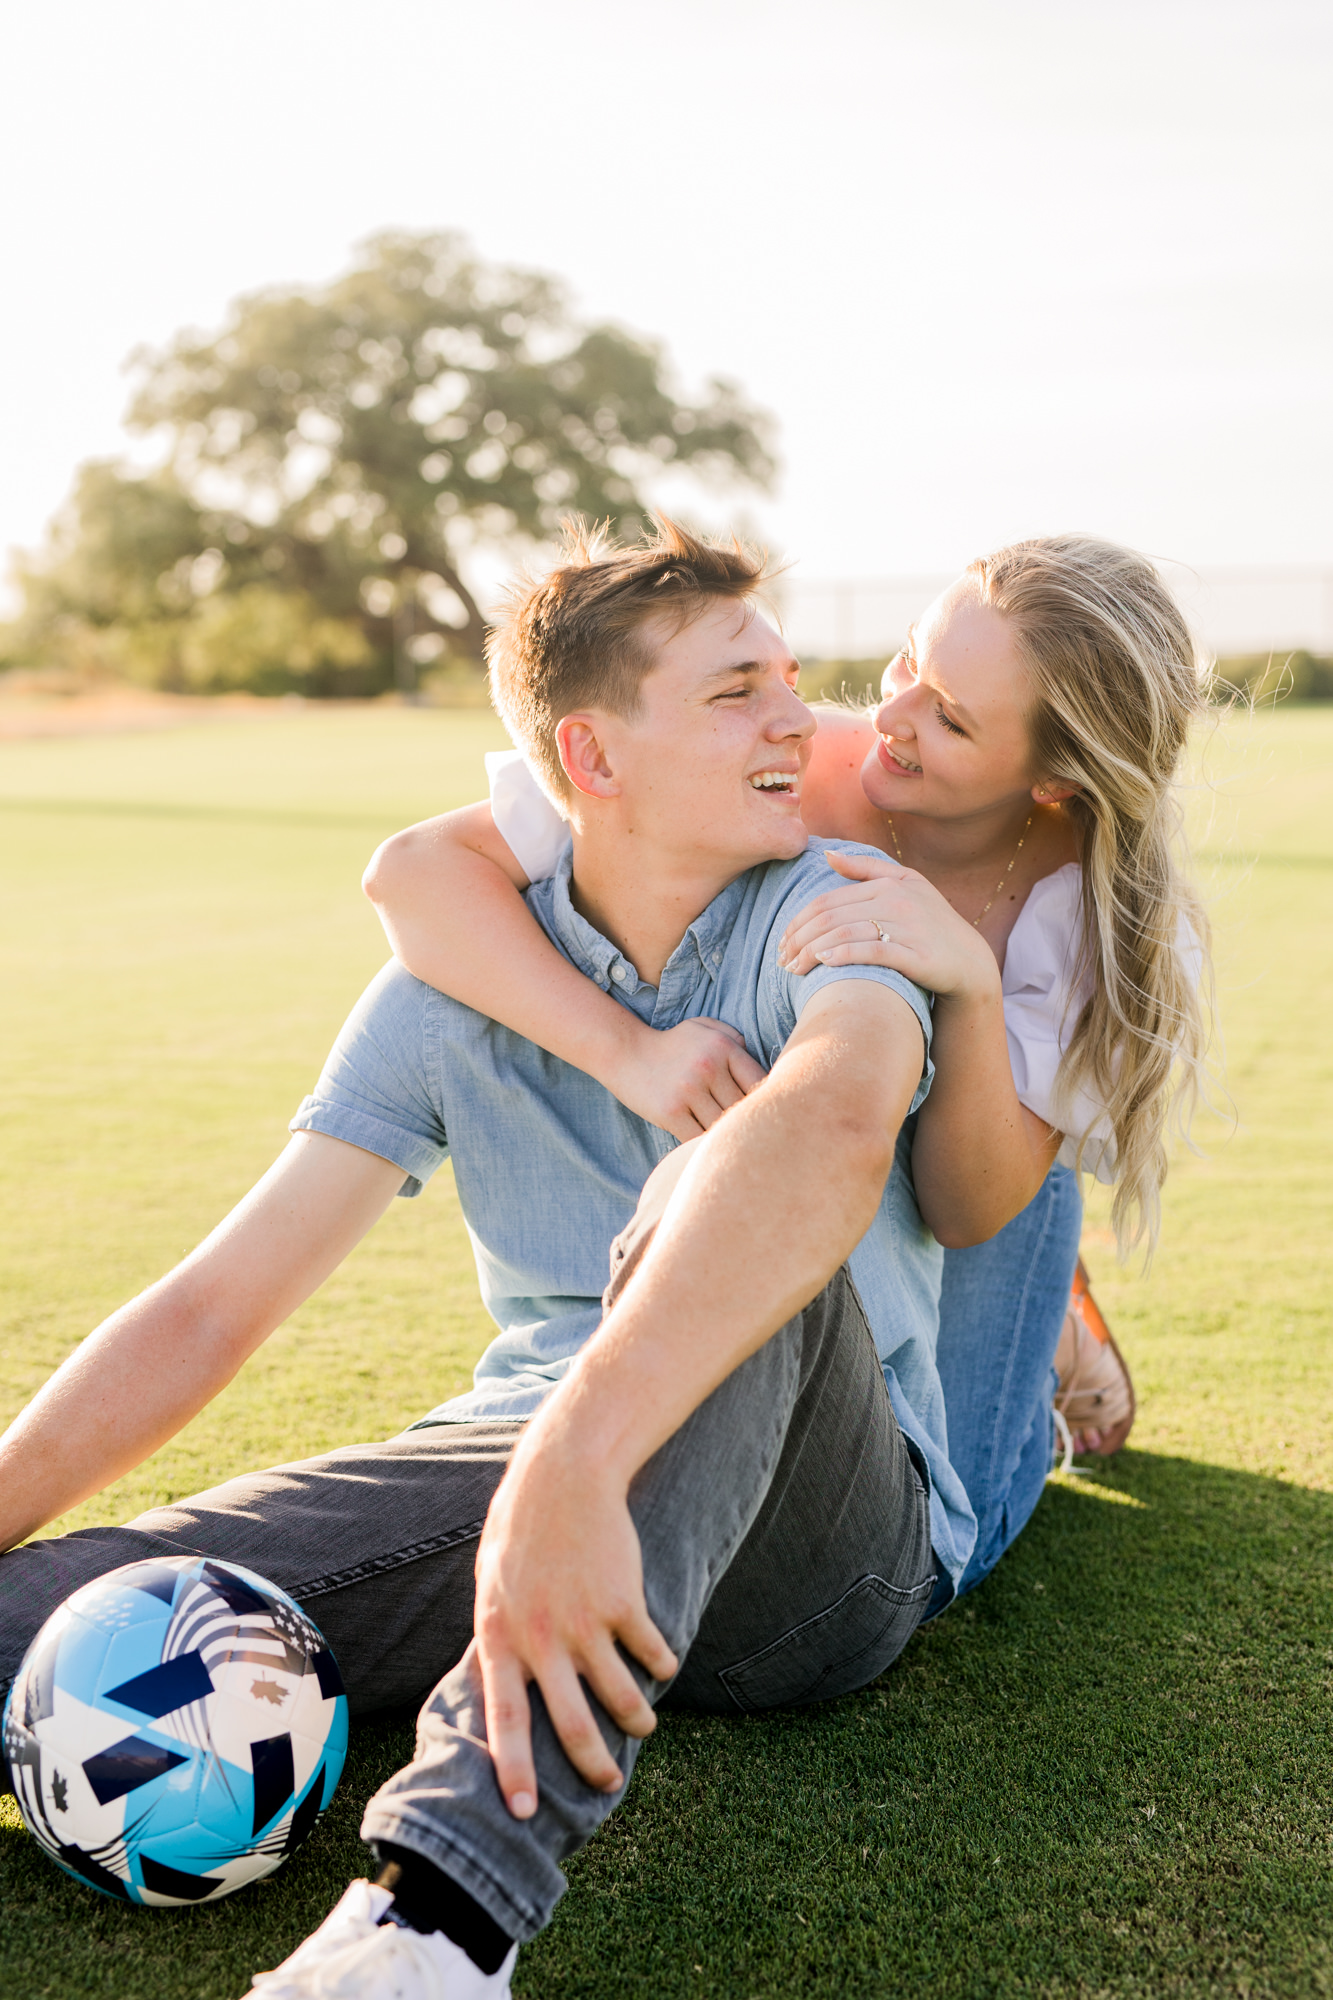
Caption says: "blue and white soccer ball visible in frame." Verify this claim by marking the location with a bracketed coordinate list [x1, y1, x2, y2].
[2, 1555, 349, 1906]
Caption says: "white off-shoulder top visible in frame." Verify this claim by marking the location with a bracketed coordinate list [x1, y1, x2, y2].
[485, 748, 1114, 1182]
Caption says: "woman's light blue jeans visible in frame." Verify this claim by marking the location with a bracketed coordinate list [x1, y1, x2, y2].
[935, 1164, 1083, 1599]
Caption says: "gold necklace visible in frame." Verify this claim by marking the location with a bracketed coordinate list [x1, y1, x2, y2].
[885, 813, 1034, 928]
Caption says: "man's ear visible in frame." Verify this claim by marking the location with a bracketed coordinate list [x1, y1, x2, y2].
[1031, 778, 1080, 805]
[555, 714, 622, 801]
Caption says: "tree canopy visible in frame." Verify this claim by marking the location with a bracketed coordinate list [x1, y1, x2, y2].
[5, 232, 776, 695]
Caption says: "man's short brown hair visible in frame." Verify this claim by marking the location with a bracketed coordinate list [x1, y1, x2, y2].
[487, 517, 776, 806]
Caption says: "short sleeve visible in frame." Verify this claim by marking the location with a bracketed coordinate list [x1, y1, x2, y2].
[789, 962, 935, 1114]
[1002, 864, 1115, 1180]
[289, 960, 450, 1197]
[485, 749, 572, 884]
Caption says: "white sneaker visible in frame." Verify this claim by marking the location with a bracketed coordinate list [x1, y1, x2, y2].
[248, 1879, 517, 1998]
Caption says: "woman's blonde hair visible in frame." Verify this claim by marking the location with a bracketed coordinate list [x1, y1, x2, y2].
[967, 535, 1213, 1258]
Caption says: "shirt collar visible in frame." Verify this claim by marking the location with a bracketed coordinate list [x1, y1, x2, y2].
[537, 847, 753, 999]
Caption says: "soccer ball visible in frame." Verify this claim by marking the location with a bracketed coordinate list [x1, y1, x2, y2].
[2, 1555, 349, 1906]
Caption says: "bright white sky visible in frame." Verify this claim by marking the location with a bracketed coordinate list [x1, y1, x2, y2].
[2, 0, 1331, 617]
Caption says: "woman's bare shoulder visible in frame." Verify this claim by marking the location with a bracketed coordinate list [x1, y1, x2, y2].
[802, 704, 882, 842]
[809, 701, 875, 744]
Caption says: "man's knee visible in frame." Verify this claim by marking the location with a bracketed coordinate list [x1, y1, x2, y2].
[606, 1151, 875, 1404]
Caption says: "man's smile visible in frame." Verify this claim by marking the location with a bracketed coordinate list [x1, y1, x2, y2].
[748, 768, 801, 795]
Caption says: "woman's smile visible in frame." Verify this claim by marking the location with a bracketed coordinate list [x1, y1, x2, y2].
[877, 734, 923, 776]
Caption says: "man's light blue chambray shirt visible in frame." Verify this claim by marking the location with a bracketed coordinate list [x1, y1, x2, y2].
[289, 840, 978, 1589]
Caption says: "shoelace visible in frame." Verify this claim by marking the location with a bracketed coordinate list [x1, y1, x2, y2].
[1049, 1405, 1090, 1478]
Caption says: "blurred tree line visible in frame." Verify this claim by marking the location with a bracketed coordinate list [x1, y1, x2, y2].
[798, 653, 1333, 708]
[1216, 651, 1333, 703]
[1, 233, 775, 698]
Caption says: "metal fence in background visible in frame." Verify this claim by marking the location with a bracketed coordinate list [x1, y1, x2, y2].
[773, 565, 1333, 663]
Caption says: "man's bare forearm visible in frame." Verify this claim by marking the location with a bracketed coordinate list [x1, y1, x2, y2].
[514, 983, 924, 1489]
[0, 1134, 403, 1552]
[0, 1277, 263, 1552]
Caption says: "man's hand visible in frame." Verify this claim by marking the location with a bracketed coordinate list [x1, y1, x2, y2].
[473, 1428, 677, 1817]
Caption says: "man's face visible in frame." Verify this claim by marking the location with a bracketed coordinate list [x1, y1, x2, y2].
[589, 598, 815, 878]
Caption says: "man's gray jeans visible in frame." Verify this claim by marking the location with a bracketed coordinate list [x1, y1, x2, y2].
[0, 1159, 935, 1943]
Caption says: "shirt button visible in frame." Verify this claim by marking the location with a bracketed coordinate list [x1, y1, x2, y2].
[610, 964, 627, 983]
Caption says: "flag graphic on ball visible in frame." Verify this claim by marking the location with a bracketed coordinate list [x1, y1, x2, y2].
[2, 1556, 349, 1906]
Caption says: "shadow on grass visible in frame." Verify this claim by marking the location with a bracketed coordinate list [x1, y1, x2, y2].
[3, 1453, 1330, 1999]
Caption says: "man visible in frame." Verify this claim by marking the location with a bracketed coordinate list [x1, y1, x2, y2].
[0, 523, 980, 1999]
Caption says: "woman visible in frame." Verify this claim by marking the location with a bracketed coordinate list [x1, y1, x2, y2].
[364, 533, 1212, 1596]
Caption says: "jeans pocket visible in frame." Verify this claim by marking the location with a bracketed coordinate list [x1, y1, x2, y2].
[717, 1569, 937, 1714]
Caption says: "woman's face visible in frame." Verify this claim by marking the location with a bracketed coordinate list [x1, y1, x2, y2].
[860, 576, 1043, 824]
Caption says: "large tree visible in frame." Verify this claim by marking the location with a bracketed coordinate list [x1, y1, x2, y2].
[6, 232, 776, 694]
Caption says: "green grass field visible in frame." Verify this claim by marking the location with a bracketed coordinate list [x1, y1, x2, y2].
[0, 702, 1329, 1998]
